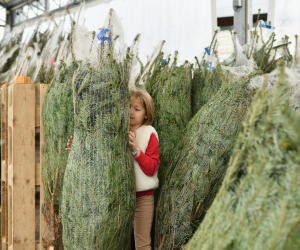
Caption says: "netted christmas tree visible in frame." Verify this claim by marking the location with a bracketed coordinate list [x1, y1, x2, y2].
[0, 25, 23, 78]
[154, 57, 193, 189]
[241, 10, 292, 73]
[155, 66, 263, 249]
[61, 9, 136, 249]
[32, 21, 66, 84]
[139, 41, 167, 92]
[41, 60, 78, 249]
[140, 49, 193, 191]
[41, 14, 105, 249]
[0, 18, 66, 83]
[184, 61, 300, 250]
[192, 61, 222, 117]
[192, 30, 222, 116]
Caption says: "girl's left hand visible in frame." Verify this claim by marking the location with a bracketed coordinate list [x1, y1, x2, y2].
[128, 130, 138, 152]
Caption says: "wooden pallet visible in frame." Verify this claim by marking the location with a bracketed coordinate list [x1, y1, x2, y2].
[1, 83, 48, 250]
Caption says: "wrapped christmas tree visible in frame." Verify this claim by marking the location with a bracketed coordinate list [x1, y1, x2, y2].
[184, 61, 300, 250]
[141, 50, 193, 190]
[41, 60, 78, 249]
[32, 21, 66, 84]
[155, 66, 263, 249]
[241, 10, 292, 73]
[192, 59, 222, 117]
[192, 30, 221, 116]
[154, 57, 193, 189]
[61, 9, 136, 249]
[0, 25, 23, 76]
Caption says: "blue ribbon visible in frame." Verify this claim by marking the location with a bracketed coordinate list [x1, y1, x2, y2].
[234, 63, 237, 66]
[162, 59, 168, 64]
[100, 37, 111, 42]
[205, 48, 210, 56]
[207, 65, 215, 70]
[97, 28, 109, 40]
[259, 23, 274, 30]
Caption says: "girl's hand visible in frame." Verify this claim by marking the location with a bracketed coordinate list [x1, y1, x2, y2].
[65, 136, 73, 151]
[128, 130, 138, 152]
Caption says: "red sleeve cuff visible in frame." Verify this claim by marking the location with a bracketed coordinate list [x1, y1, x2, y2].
[133, 150, 145, 161]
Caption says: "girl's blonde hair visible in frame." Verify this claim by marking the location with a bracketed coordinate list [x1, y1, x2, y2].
[130, 88, 154, 125]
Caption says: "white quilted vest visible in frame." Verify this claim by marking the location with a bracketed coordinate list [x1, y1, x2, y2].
[133, 125, 159, 192]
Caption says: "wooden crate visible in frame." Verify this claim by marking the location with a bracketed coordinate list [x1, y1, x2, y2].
[1, 83, 48, 250]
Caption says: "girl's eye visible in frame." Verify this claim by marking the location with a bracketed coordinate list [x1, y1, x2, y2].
[135, 109, 139, 111]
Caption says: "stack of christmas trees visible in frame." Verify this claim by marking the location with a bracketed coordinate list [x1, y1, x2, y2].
[184, 61, 300, 250]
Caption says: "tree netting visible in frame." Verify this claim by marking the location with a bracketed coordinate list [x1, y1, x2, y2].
[41, 60, 78, 249]
[154, 59, 193, 189]
[240, 11, 292, 73]
[140, 50, 193, 193]
[192, 60, 222, 117]
[224, 31, 249, 67]
[192, 29, 258, 118]
[0, 25, 23, 78]
[264, 65, 300, 114]
[0, 17, 69, 84]
[192, 31, 222, 117]
[61, 9, 136, 249]
[184, 61, 300, 250]
[155, 67, 263, 249]
[31, 21, 66, 84]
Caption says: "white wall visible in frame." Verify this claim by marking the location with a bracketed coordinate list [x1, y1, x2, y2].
[274, 0, 300, 56]
[216, 0, 268, 18]
[83, 0, 213, 64]
[21, 0, 213, 65]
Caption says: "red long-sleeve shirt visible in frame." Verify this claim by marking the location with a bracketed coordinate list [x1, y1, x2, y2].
[134, 133, 160, 197]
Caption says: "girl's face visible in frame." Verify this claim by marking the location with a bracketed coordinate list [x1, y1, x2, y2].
[129, 96, 147, 127]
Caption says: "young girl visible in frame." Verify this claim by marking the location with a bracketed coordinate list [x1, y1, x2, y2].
[66, 88, 160, 250]
[128, 88, 160, 250]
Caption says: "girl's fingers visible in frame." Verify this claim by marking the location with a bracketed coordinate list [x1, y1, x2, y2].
[129, 131, 136, 138]
[128, 134, 135, 141]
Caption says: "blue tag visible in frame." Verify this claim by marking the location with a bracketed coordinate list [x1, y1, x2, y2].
[97, 28, 109, 40]
[234, 63, 237, 66]
[259, 23, 274, 30]
[205, 48, 210, 56]
[100, 37, 111, 42]
[162, 59, 168, 64]
[207, 65, 215, 70]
